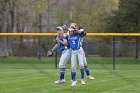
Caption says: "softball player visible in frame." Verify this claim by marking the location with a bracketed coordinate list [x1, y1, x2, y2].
[52, 26, 71, 84]
[69, 23, 94, 80]
[66, 27, 86, 87]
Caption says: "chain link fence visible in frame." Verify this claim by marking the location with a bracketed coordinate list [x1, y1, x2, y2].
[0, 36, 140, 70]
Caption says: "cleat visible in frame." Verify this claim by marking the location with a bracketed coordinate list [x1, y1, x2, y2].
[87, 76, 94, 80]
[55, 79, 65, 84]
[81, 79, 85, 85]
[71, 81, 77, 87]
[71, 80, 77, 84]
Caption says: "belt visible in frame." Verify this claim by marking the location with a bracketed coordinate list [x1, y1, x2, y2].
[62, 48, 68, 51]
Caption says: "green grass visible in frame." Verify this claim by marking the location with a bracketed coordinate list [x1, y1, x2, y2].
[0, 57, 140, 93]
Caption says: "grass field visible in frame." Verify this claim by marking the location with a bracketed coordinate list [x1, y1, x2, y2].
[0, 57, 140, 93]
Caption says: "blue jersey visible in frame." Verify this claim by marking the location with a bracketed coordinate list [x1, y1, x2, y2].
[66, 35, 81, 50]
[56, 36, 69, 51]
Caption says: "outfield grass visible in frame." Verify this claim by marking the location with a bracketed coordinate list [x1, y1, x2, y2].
[0, 57, 140, 93]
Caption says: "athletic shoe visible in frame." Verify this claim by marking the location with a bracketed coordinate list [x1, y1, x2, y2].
[87, 76, 94, 80]
[71, 80, 77, 84]
[81, 79, 85, 85]
[54, 79, 65, 84]
[71, 81, 77, 87]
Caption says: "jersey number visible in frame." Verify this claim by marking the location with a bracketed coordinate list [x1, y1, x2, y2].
[72, 40, 75, 44]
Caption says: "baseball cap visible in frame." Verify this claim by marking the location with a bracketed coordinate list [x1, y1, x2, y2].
[56, 26, 63, 31]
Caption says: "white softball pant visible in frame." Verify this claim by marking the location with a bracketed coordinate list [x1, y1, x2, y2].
[71, 47, 85, 72]
[81, 47, 87, 66]
[59, 49, 71, 68]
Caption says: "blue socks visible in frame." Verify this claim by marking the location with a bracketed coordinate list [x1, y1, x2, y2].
[60, 68, 66, 80]
[71, 72, 76, 81]
[60, 66, 90, 81]
[80, 69, 84, 79]
[85, 66, 90, 76]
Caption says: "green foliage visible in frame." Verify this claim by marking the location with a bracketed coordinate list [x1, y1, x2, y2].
[53, 0, 118, 32]
[107, 0, 140, 33]
[90, 0, 118, 32]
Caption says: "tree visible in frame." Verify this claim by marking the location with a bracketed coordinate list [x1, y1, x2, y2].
[0, 0, 120, 57]
[107, 0, 140, 58]
[0, 0, 49, 57]
[0, 0, 12, 57]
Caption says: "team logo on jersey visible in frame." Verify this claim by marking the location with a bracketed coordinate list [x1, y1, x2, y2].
[68, 36, 77, 40]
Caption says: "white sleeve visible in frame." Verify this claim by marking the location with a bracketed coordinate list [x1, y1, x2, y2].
[66, 31, 69, 35]
[63, 38, 67, 42]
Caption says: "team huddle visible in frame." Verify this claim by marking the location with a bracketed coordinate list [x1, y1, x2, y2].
[49, 23, 94, 87]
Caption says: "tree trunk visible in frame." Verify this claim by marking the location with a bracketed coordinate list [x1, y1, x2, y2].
[0, 1, 9, 57]
[47, 0, 50, 32]
[0, 21, 8, 57]
[8, 9, 15, 56]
